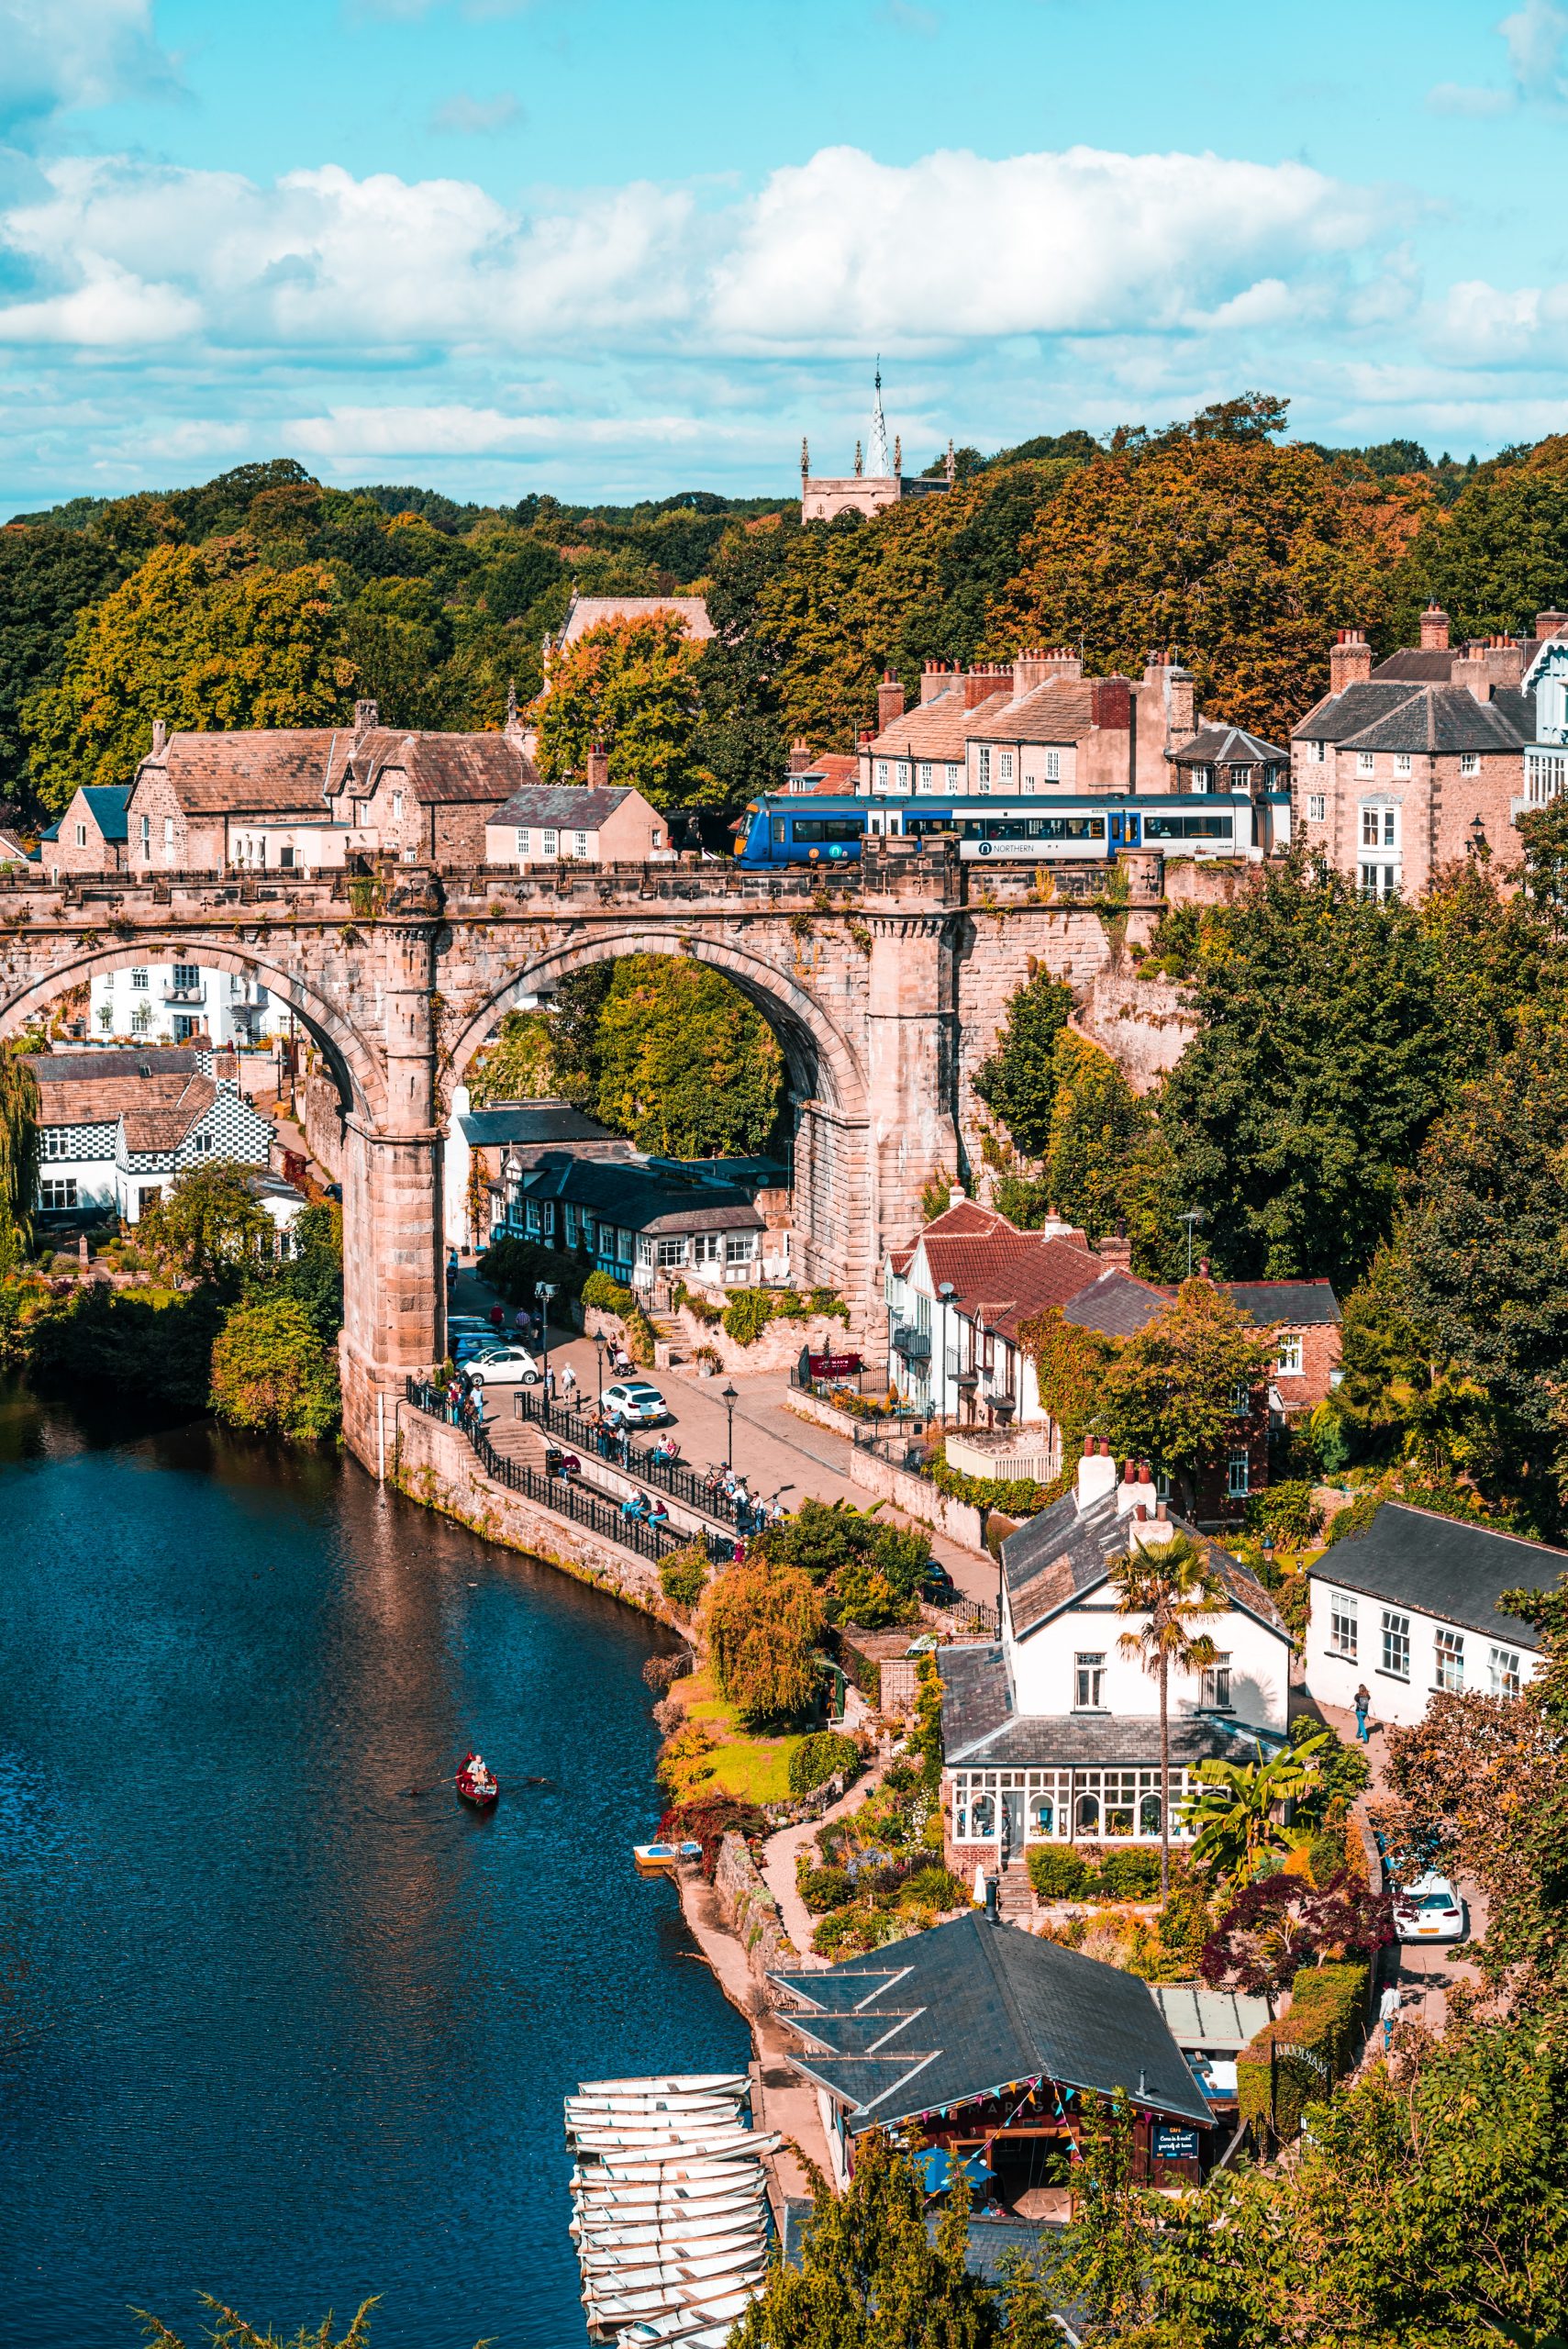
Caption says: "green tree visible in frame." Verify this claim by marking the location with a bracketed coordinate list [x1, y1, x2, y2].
[0, 524, 128, 806]
[1403, 434, 1568, 638]
[1110, 1532, 1227, 1895]
[464, 1009, 555, 1107]
[1056, 2093, 1158, 2342]
[23, 542, 358, 810]
[209, 1292, 340, 1441]
[1042, 1030, 1148, 1243]
[1096, 1279, 1276, 1508]
[590, 955, 783, 1157]
[534, 611, 711, 810]
[973, 968, 1073, 1160]
[700, 1558, 824, 1731]
[1181, 1730, 1332, 1884]
[690, 513, 796, 813]
[137, 1162, 274, 1287]
[0, 1050, 39, 1275]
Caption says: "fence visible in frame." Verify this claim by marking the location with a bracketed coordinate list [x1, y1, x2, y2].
[950, 1595, 1000, 1637]
[514, 1389, 757, 1531]
[404, 1379, 728, 1566]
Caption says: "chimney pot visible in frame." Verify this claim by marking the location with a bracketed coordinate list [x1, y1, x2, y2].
[1155, 1501, 1169, 1521]
[877, 673, 906, 730]
[1135, 1502, 1149, 1520]
[984, 1875, 999, 1926]
[150, 718, 167, 757]
[1419, 602, 1451, 651]
[1329, 631, 1373, 694]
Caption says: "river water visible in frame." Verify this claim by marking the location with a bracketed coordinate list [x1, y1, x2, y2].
[0, 1385, 749, 2349]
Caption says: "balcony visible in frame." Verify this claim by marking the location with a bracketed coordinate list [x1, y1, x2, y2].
[162, 983, 206, 1006]
[891, 1323, 930, 1361]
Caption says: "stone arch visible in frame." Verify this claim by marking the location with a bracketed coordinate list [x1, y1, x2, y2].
[443, 926, 868, 1122]
[0, 935, 382, 1124]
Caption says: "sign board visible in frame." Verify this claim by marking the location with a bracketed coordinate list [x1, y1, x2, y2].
[809, 1353, 862, 1378]
[1153, 2126, 1200, 2163]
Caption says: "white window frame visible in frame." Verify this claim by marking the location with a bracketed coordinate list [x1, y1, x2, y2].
[724, 1231, 757, 1265]
[1200, 1653, 1233, 1710]
[75, 821, 87, 847]
[39, 1176, 78, 1211]
[1307, 794, 1325, 822]
[1460, 751, 1480, 776]
[876, 761, 888, 786]
[1382, 1609, 1411, 1679]
[1434, 1629, 1464, 1693]
[542, 829, 559, 857]
[1227, 1451, 1251, 1497]
[1045, 749, 1060, 781]
[1276, 1332, 1303, 1375]
[977, 745, 991, 788]
[1310, 738, 1326, 763]
[998, 750, 1013, 783]
[1489, 1645, 1522, 1699]
[1357, 750, 1375, 776]
[1073, 1653, 1106, 1710]
[656, 1236, 688, 1268]
[1394, 752, 1412, 775]
[1329, 1591, 1358, 1658]
[573, 830, 589, 858]
[130, 968, 149, 990]
[515, 829, 530, 857]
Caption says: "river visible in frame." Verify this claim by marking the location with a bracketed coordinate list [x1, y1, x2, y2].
[0, 1384, 749, 2349]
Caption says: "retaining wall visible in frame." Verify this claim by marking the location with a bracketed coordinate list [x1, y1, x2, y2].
[713, 1830, 798, 1992]
[782, 1394, 990, 1553]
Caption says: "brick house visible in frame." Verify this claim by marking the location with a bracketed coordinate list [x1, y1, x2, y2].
[1225, 1279, 1342, 1416]
[483, 766, 672, 869]
[1289, 607, 1568, 895]
[40, 785, 130, 880]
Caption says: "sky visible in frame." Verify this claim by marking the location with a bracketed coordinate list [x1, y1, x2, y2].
[2, 0, 1568, 513]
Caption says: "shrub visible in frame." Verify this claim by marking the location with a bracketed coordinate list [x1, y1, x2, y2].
[1092, 1848, 1162, 1901]
[582, 1268, 636, 1315]
[1244, 1479, 1318, 1544]
[658, 1542, 709, 1615]
[721, 1288, 774, 1347]
[1202, 1872, 1395, 1997]
[789, 1729, 860, 1796]
[1322, 1489, 1384, 1548]
[760, 1497, 931, 1602]
[824, 1562, 918, 1630]
[1153, 1881, 1212, 1970]
[1237, 1961, 1370, 2141]
[800, 1865, 854, 1913]
[477, 1234, 586, 1308]
[901, 1864, 968, 1909]
[654, 1718, 717, 1800]
[701, 1558, 825, 1731]
[209, 1293, 340, 1441]
[1027, 1845, 1090, 1900]
[1307, 1829, 1349, 1887]
[625, 1301, 659, 1367]
[810, 1903, 906, 1959]
[658, 1795, 768, 1879]
[926, 1437, 1046, 1518]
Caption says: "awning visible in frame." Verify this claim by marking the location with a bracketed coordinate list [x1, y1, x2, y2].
[916, 2145, 993, 2194]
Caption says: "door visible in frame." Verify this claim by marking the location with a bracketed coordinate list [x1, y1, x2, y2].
[1001, 1790, 1023, 1858]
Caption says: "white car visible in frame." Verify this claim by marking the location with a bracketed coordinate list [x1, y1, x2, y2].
[462, 1346, 541, 1390]
[603, 1379, 671, 1427]
[1396, 1871, 1466, 1943]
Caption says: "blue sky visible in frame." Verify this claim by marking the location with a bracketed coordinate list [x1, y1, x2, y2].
[2, 0, 1567, 512]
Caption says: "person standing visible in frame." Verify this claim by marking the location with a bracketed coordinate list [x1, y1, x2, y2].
[545, 1363, 557, 1404]
[1354, 1685, 1372, 1742]
[1379, 1981, 1402, 2051]
[561, 1361, 577, 1402]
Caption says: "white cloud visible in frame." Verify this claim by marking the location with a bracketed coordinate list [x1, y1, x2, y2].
[429, 91, 523, 135]
[0, 254, 198, 344]
[1499, 0, 1568, 95]
[1426, 81, 1514, 115]
[284, 402, 735, 458]
[0, 0, 174, 130]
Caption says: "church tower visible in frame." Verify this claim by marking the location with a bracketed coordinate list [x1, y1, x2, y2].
[798, 368, 953, 524]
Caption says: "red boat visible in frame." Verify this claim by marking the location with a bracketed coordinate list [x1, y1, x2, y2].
[455, 1753, 498, 1809]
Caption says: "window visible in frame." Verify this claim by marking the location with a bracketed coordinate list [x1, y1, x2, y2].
[1227, 764, 1252, 793]
[1045, 749, 1060, 781]
[651, 830, 662, 849]
[1382, 1609, 1411, 1679]
[1074, 1790, 1100, 1835]
[515, 829, 530, 857]
[1489, 1646, 1522, 1699]
[790, 818, 863, 842]
[172, 964, 198, 993]
[1310, 738, 1326, 762]
[74, 822, 87, 847]
[139, 815, 151, 853]
[391, 790, 404, 821]
[1201, 1654, 1233, 1710]
[1460, 751, 1479, 775]
[39, 1129, 71, 1161]
[131, 968, 149, 990]
[279, 844, 295, 870]
[1231, 1379, 1252, 1413]
[131, 1006, 150, 1034]
[542, 829, 558, 857]
[1434, 1630, 1464, 1692]
[1191, 764, 1215, 793]
[947, 763, 960, 786]
[977, 745, 991, 787]
[1361, 863, 1400, 899]
[895, 763, 909, 790]
[1362, 805, 1397, 849]
[918, 762, 932, 790]
[1527, 751, 1567, 805]
[1330, 1591, 1358, 1656]
[1227, 1451, 1250, 1497]
[39, 1177, 77, 1211]
[691, 1231, 721, 1266]
[656, 1236, 688, 1268]
[1394, 752, 1412, 775]
[1074, 1653, 1106, 1709]
[573, 830, 589, 858]
[1307, 794, 1326, 821]
[96, 1003, 114, 1030]
[876, 762, 888, 786]
[1357, 751, 1375, 775]
[998, 751, 1013, 783]
[725, 1231, 757, 1264]
[1275, 1333, 1303, 1375]
[192, 1131, 213, 1155]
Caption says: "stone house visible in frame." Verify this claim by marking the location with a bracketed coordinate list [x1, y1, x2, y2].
[483, 768, 672, 869]
[39, 785, 130, 880]
[939, 1442, 1292, 1891]
[28, 1047, 274, 1224]
[89, 958, 287, 1049]
[442, 1089, 637, 1250]
[504, 1152, 770, 1290]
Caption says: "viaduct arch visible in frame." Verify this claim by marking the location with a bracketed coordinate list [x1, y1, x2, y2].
[0, 855, 1158, 1471]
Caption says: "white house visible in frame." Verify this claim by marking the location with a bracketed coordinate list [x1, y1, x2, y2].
[1306, 1501, 1547, 1730]
[940, 1441, 1294, 1877]
[90, 961, 291, 1049]
[28, 1049, 276, 1225]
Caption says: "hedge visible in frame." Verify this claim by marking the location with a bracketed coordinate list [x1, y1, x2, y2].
[582, 1269, 636, 1315]
[1237, 1960, 1370, 2141]
[477, 1235, 586, 1307]
[789, 1728, 860, 1796]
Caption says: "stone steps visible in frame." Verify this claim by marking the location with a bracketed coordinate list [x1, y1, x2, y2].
[997, 1855, 1036, 1923]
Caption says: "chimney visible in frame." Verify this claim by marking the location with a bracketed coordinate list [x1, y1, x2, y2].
[1116, 1458, 1160, 1520]
[788, 740, 812, 774]
[1329, 630, 1373, 694]
[1420, 602, 1451, 651]
[503, 678, 524, 746]
[948, 1183, 966, 1209]
[1096, 1230, 1132, 1272]
[1129, 1496, 1177, 1552]
[150, 718, 167, 758]
[586, 744, 610, 789]
[1075, 1436, 1118, 1514]
[1091, 677, 1131, 731]
[961, 665, 1005, 710]
[1536, 609, 1568, 642]
[1040, 647, 1084, 684]
[921, 660, 952, 706]
[877, 671, 906, 730]
[984, 1875, 999, 1927]
[1012, 648, 1055, 696]
[1455, 635, 1524, 700]
[354, 697, 379, 739]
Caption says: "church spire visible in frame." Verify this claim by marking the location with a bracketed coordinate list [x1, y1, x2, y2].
[868, 358, 890, 479]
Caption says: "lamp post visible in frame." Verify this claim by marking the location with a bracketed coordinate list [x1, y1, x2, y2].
[535, 1278, 557, 1399]
[1179, 1210, 1202, 1281]
[937, 1279, 956, 1423]
[595, 1332, 606, 1410]
[721, 1382, 739, 1471]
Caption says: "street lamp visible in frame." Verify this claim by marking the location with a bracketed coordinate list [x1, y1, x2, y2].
[721, 1382, 739, 1471]
[535, 1278, 557, 1402]
[1179, 1210, 1202, 1281]
[595, 1332, 606, 1409]
[938, 1279, 956, 1422]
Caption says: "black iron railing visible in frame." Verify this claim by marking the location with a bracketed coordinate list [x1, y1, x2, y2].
[514, 1389, 752, 1530]
[405, 1379, 729, 1565]
[950, 1595, 1001, 1637]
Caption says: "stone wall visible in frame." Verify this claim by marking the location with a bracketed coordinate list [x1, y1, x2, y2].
[1076, 972, 1194, 1094]
[662, 1305, 859, 1377]
[301, 1068, 344, 1180]
[782, 1391, 990, 1554]
[713, 1830, 798, 1991]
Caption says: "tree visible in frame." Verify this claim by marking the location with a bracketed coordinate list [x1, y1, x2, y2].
[464, 1008, 554, 1107]
[23, 542, 358, 810]
[1055, 2093, 1157, 2342]
[1040, 1031, 1148, 1243]
[700, 1558, 824, 1731]
[0, 523, 127, 807]
[136, 1163, 275, 1286]
[589, 956, 783, 1157]
[209, 1293, 341, 1442]
[1182, 1730, 1332, 1884]
[972, 968, 1073, 1160]
[1096, 1279, 1276, 1508]
[1110, 1531, 1227, 1895]
[0, 1050, 39, 1275]
[1402, 433, 1568, 639]
[534, 611, 711, 810]
[730, 2130, 1000, 2349]
[690, 514, 795, 814]
[758, 1496, 930, 1603]
[138, 2294, 488, 2349]
[1198, 1869, 1395, 1998]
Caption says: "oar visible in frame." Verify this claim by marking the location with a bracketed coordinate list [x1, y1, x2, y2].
[399, 1773, 459, 1798]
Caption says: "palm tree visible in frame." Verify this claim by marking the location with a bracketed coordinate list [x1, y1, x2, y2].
[1110, 1529, 1229, 1897]
[1182, 1731, 1333, 1883]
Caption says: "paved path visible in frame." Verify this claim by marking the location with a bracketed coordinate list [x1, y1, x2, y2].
[759, 1732, 887, 1963]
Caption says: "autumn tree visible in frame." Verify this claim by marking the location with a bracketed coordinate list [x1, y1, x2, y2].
[0, 1049, 39, 1275]
[208, 1292, 340, 1442]
[464, 1009, 555, 1107]
[23, 542, 358, 810]
[589, 956, 783, 1157]
[534, 611, 711, 809]
[700, 1557, 824, 1731]
[1096, 1278, 1276, 1508]
[137, 1163, 275, 1287]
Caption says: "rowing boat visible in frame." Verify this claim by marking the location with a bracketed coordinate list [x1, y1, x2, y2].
[578, 2073, 749, 2097]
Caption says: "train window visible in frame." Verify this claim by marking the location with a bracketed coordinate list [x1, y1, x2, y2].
[771, 818, 786, 842]
[792, 818, 864, 842]
[1144, 814, 1234, 840]
[958, 815, 1106, 841]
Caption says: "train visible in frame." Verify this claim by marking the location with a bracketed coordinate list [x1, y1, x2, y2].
[732, 790, 1289, 869]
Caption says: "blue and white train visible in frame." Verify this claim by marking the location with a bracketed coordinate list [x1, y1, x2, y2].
[732, 790, 1288, 869]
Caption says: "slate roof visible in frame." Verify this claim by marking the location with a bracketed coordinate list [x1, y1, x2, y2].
[23, 1048, 206, 1085]
[32, 1062, 217, 1141]
[1308, 1500, 1557, 1648]
[557, 593, 713, 648]
[1060, 1266, 1168, 1340]
[1372, 649, 1459, 683]
[1340, 684, 1530, 756]
[521, 1152, 762, 1234]
[1167, 724, 1286, 769]
[75, 785, 130, 841]
[458, 1101, 624, 1149]
[1291, 681, 1425, 743]
[1000, 1486, 1288, 1641]
[488, 785, 639, 829]
[867, 684, 1013, 762]
[939, 1647, 1278, 1770]
[769, 1910, 1212, 2131]
[348, 729, 529, 806]
[1222, 1279, 1340, 1328]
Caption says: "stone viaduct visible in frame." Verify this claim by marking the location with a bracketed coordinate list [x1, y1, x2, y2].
[0, 843, 1186, 1472]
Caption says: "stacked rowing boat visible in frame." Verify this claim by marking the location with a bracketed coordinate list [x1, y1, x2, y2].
[567, 2072, 776, 2346]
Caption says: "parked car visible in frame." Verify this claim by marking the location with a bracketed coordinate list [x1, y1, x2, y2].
[454, 1330, 513, 1365]
[463, 1346, 542, 1390]
[1396, 1870, 1466, 1943]
[603, 1379, 672, 1427]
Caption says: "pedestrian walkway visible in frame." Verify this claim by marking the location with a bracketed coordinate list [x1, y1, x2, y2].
[759, 1741, 890, 1961]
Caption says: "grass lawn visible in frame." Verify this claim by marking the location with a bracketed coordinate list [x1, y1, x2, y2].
[679, 1668, 803, 1804]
